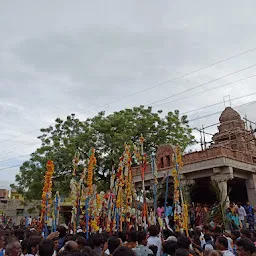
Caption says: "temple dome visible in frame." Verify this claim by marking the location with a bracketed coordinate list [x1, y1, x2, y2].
[219, 107, 241, 123]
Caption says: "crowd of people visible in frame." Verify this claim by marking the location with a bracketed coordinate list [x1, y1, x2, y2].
[1, 223, 256, 256]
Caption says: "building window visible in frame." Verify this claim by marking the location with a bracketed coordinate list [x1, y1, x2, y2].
[161, 157, 164, 168]
[166, 155, 171, 167]
[16, 209, 24, 216]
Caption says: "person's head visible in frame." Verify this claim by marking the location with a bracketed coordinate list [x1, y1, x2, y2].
[6, 240, 22, 256]
[21, 239, 29, 255]
[237, 202, 242, 207]
[38, 239, 54, 256]
[215, 236, 228, 251]
[175, 248, 189, 256]
[81, 246, 95, 256]
[64, 234, 75, 244]
[231, 230, 240, 241]
[204, 234, 212, 242]
[28, 236, 42, 255]
[163, 229, 174, 240]
[177, 235, 191, 250]
[64, 241, 78, 252]
[163, 240, 177, 256]
[108, 236, 121, 254]
[246, 202, 250, 207]
[92, 233, 102, 247]
[76, 236, 87, 251]
[53, 238, 59, 251]
[129, 231, 138, 243]
[237, 238, 256, 256]
[149, 245, 158, 256]
[118, 232, 126, 243]
[148, 225, 159, 237]
[241, 229, 251, 239]
[57, 226, 67, 238]
[112, 246, 135, 256]
[14, 229, 24, 241]
[137, 231, 147, 246]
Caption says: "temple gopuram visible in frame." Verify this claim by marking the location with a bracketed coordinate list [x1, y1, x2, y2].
[132, 107, 256, 207]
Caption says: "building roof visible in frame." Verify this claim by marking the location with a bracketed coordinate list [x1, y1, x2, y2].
[219, 107, 241, 123]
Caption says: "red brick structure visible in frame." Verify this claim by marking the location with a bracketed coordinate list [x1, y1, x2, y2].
[132, 107, 256, 206]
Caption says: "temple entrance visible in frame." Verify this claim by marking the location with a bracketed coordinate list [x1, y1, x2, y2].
[228, 178, 248, 204]
[190, 178, 217, 204]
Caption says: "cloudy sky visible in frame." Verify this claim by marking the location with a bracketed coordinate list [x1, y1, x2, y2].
[1, 0, 256, 189]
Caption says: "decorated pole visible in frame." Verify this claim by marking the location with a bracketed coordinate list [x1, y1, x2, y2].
[85, 148, 96, 238]
[151, 153, 158, 224]
[53, 191, 60, 232]
[140, 136, 147, 230]
[40, 160, 54, 237]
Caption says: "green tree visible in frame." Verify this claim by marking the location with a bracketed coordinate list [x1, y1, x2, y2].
[12, 106, 195, 199]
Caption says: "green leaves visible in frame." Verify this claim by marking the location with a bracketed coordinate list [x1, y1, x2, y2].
[13, 106, 195, 199]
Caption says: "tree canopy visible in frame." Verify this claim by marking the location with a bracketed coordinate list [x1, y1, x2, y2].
[12, 106, 195, 199]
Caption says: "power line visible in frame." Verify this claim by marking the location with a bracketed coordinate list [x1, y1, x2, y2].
[0, 153, 31, 164]
[0, 142, 39, 158]
[146, 63, 256, 107]
[91, 47, 256, 110]
[0, 164, 21, 171]
[0, 47, 255, 149]
[188, 99, 256, 122]
[181, 91, 256, 115]
[152, 74, 256, 109]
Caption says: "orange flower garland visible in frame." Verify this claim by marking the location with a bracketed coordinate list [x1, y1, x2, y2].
[40, 160, 54, 226]
[87, 148, 96, 195]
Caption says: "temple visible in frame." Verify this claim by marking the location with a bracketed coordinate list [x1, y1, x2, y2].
[132, 107, 256, 207]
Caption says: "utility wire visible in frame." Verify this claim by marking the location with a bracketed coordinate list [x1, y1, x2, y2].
[146, 63, 256, 107]
[188, 99, 256, 122]
[92, 47, 256, 110]
[0, 47, 256, 147]
[181, 91, 256, 115]
[152, 74, 256, 109]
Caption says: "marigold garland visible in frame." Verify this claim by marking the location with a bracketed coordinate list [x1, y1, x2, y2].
[40, 160, 54, 230]
[87, 148, 96, 195]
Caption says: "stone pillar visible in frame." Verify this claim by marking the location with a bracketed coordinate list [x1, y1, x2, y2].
[180, 178, 195, 204]
[246, 174, 256, 208]
[211, 171, 233, 208]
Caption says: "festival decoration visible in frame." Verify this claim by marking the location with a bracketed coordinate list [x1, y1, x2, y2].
[133, 135, 147, 229]
[151, 153, 158, 224]
[52, 191, 60, 232]
[70, 151, 86, 233]
[40, 160, 54, 237]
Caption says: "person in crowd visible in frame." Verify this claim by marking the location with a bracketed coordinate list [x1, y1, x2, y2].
[112, 246, 135, 256]
[5, 240, 22, 256]
[237, 202, 247, 229]
[64, 241, 79, 252]
[57, 226, 67, 250]
[237, 238, 256, 256]
[0, 234, 5, 256]
[244, 202, 254, 231]
[27, 236, 42, 256]
[240, 229, 251, 240]
[215, 236, 234, 256]
[163, 240, 177, 256]
[133, 231, 154, 256]
[38, 239, 54, 256]
[92, 233, 103, 256]
[125, 231, 137, 249]
[76, 236, 87, 251]
[105, 236, 121, 256]
[175, 248, 189, 256]
[147, 225, 162, 256]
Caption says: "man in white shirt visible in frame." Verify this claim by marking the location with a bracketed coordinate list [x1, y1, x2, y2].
[237, 202, 247, 229]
